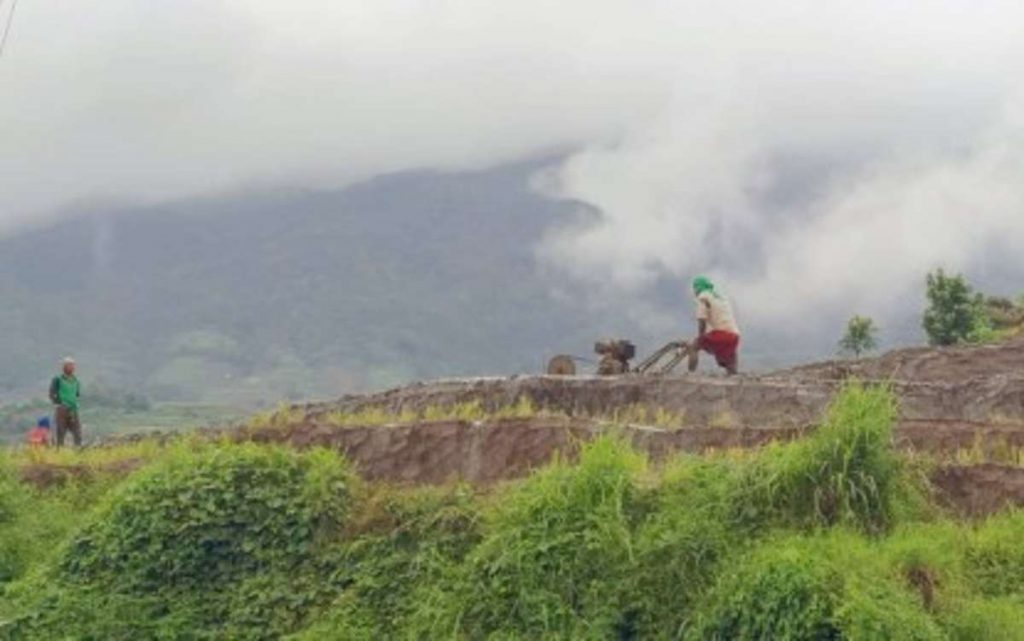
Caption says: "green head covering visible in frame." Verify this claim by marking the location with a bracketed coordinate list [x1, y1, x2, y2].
[692, 275, 718, 297]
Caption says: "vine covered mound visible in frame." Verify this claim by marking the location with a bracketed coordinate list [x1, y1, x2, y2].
[1, 384, 1023, 640]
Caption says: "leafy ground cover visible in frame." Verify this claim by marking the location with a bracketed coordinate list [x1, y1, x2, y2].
[0, 383, 1021, 640]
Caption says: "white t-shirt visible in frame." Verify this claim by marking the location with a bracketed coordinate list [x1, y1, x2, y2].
[696, 291, 740, 335]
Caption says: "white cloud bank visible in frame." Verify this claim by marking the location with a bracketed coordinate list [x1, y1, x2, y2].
[2, 1, 1023, 330]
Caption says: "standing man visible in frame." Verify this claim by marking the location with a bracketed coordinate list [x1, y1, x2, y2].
[688, 276, 741, 375]
[49, 357, 82, 447]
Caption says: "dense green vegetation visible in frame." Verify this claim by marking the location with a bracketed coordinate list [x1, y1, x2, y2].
[923, 269, 992, 346]
[922, 269, 1024, 346]
[0, 384, 1022, 639]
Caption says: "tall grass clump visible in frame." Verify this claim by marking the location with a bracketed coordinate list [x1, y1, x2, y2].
[687, 532, 943, 641]
[289, 485, 483, 640]
[734, 382, 903, 533]
[963, 509, 1024, 598]
[629, 457, 738, 639]
[2, 443, 353, 640]
[414, 436, 645, 640]
[881, 521, 971, 614]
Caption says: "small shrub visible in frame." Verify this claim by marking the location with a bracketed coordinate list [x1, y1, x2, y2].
[963, 509, 1024, 598]
[883, 522, 970, 611]
[922, 269, 991, 346]
[835, 572, 944, 641]
[686, 539, 841, 640]
[688, 533, 943, 641]
[839, 315, 879, 358]
[944, 597, 1024, 641]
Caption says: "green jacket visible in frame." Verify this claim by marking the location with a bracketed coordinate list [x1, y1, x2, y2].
[49, 375, 80, 412]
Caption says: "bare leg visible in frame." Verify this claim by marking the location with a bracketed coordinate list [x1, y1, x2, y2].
[688, 343, 700, 372]
[725, 354, 739, 376]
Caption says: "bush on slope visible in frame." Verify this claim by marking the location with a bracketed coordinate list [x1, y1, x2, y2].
[2, 443, 352, 640]
[289, 485, 483, 640]
[687, 532, 943, 641]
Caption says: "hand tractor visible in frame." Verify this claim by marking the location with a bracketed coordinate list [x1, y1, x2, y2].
[546, 338, 694, 376]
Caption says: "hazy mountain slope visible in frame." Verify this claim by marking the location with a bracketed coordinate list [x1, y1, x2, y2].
[1, 157, 965, 405]
[0, 161, 630, 402]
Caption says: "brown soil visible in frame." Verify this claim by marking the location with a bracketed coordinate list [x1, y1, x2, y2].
[905, 566, 939, 611]
[931, 464, 1024, 517]
[777, 337, 1024, 384]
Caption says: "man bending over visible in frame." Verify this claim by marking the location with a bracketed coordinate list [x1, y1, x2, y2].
[688, 276, 741, 375]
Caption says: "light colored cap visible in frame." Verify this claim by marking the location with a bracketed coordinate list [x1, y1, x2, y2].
[62, 357, 75, 365]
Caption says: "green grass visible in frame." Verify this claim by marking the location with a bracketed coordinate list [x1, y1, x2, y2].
[0, 401, 245, 445]
[1, 443, 353, 639]
[78, 402, 245, 438]
[0, 453, 121, 584]
[0, 382, 1022, 640]
[253, 396, 691, 432]
[686, 531, 945, 641]
[419, 436, 646, 640]
[731, 382, 907, 533]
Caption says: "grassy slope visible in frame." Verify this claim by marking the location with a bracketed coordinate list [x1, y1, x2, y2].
[0, 401, 245, 444]
[0, 384, 1022, 640]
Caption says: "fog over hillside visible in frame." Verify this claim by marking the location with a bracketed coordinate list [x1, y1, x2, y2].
[0, 162, 614, 401]
[1, 158, 1015, 404]
[1, 2, 1023, 400]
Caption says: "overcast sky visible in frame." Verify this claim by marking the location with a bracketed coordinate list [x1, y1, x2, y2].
[2, 1, 1023, 335]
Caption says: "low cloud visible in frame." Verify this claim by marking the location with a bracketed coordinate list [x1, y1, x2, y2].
[2, 1, 1023, 340]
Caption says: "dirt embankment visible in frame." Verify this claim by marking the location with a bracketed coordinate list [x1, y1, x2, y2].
[931, 464, 1024, 517]
[238, 339, 1024, 516]
[236, 417, 806, 484]
[232, 417, 1024, 517]
[778, 337, 1024, 384]
[306, 355, 1024, 432]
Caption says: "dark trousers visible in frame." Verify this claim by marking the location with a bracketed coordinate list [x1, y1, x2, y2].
[55, 406, 82, 447]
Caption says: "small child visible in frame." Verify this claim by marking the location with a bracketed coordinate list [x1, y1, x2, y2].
[27, 416, 51, 447]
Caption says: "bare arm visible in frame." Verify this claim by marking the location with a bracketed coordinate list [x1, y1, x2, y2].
[696, 298, 710, 340]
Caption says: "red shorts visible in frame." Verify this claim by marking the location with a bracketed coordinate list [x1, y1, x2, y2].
[698, 330, 740, 368]
[27, 427, 50, 447]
